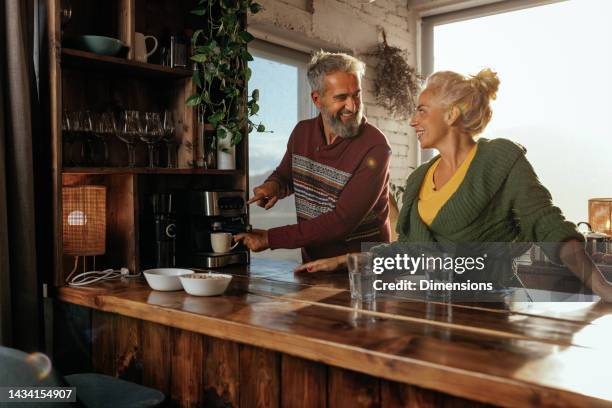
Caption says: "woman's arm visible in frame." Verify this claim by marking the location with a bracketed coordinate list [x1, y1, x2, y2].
[294, 255, 348, 273]
[560, 240, 612, 302]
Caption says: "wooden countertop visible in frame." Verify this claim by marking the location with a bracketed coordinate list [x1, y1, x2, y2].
[56, 259, 612, 408]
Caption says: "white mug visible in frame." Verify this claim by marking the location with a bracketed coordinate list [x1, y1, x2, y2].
[134, 32, 158, 63]
[210, 232, 239, 253]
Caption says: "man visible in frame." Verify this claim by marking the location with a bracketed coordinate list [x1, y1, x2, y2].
[235, 51, 391, 263]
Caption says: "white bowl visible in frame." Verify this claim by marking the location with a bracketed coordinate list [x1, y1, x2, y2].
[179, 273, 232, 296]
[143, 268, 194, 291]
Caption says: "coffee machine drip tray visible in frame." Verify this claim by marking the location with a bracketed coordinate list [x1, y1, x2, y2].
[190, 251, 249, 268]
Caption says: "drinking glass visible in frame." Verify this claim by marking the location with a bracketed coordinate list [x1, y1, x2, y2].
[347, 252, 376, 302]
[95, 112, 118, 166]
[61, 110, 76, 166]
[161, 110, 177, 168]
[424, 252, 453, 301]
[117, 110, 142, 167]
[141, 112, 163, 168]
[77, 111, 95, 166]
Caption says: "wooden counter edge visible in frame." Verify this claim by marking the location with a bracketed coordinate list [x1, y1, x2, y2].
[55, 286, 612, 408]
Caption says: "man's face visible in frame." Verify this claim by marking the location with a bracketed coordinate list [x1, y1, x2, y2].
[312, 71, 363, 138]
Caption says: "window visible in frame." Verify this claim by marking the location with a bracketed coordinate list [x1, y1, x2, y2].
[248, 40, 315, 261]
[422, 0, 612, 224]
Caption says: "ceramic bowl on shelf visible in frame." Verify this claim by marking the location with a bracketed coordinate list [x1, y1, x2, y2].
[143, 268, 193, 291]
[179, 272, 232, 296]
[64, 35, 129, 57]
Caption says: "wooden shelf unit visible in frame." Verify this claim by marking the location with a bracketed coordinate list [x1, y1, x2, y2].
[61, 48, 193, 79]
[47, 0, 249, 285]
[62, 167, 244, 175]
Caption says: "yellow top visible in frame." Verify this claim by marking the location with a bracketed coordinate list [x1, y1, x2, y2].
[418, 144, 478, 226]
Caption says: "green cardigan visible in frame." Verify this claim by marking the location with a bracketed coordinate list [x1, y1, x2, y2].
[373, 138, 582, 285]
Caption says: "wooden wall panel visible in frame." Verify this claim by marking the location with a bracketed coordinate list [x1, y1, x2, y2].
[281, 354, 327, 408]
[171, 329, 205, 408]
[328, 367, 380, 408]
[381, 380, 494, 408]
[141, 320, 172, 395]
[52, 301, 93, 375]
[80, 308, 498, 407]
[204, 337, 240, 407]
[239, 345, 280, 408]
[91, 310, 117, 376]
[115, 315, 142, 383]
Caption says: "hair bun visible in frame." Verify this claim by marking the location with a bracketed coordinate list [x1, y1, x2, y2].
[472, 68, 499, 101]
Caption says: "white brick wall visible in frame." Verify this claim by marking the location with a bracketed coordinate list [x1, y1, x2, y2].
[250, 0, 419, 189]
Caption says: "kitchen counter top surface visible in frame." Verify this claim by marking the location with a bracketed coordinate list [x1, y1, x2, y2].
[56, 258, 612, 407]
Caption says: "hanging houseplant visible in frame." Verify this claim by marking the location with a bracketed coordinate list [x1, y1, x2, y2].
[187, 0, 266, 168]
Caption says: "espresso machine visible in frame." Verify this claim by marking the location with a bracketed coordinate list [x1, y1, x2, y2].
[176, 190, 250, 268]
[152, 193, 176, 267]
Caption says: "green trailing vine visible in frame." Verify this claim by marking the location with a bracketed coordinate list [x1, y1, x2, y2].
[187, 0, 265, 149]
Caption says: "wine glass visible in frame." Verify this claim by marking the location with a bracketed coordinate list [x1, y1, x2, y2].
[140, 112, 164, 168]
[161, 110, 177, 168]
[117, 110, 142, 167]
[76, 111, 95, 166]
[62, 110, 77, 166]
[94, 112, 117, 166]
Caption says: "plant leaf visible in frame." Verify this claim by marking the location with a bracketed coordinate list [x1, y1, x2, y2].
[238, 31, 255, 43]
[257, 124, 265, 132]
[190, 54, 207, 63]
[241, 50, 254, 61]
[249, 2, 263, 14]
[192, 29, 203, 44]
[185, 94, 201, 106]
[192, 71, 202, 88]
[251, 89, 259, 101]
[216, 127, 227, 139]
[208, 112, 225, 126]
[190, 7, 206, 16]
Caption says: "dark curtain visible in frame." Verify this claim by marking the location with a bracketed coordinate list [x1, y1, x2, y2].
[0, 0, 46, 351]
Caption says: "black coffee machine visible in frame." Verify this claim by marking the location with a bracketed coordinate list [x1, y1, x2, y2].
[148, 193, 177, 268]
[176, 190, 250, 268]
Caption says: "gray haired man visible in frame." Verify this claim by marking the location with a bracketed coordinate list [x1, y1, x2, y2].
[235, 51, 392, 264]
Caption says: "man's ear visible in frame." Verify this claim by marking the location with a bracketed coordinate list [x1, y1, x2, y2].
[311, 91, 323, 109]
[445, 105, 461, 126]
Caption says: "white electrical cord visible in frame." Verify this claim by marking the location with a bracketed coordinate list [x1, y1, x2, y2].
[66, 256, 140, 286]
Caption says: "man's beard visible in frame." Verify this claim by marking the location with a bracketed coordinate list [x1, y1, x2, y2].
[321, 104, 363, 139]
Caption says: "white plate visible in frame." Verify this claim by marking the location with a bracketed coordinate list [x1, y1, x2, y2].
[143, 268, 193, 291]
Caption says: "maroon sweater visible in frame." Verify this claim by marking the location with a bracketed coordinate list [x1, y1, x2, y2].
[266, 115, 392, 262]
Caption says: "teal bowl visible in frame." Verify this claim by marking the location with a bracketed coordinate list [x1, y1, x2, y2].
[64, 35, 129, 57]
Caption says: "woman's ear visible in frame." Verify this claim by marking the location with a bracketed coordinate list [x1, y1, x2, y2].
[445, 105, 461, 126]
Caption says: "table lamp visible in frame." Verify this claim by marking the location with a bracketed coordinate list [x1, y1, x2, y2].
[62, 185, 106, 273]
[588, 198, 612, 236]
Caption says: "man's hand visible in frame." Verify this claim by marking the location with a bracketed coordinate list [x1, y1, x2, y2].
[234, 229, 270, 252]
[294, 255, 348, 273]
[247, 181, 281, 210]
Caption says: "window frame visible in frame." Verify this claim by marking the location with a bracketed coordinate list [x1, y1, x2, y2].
[417, 0, 567, 163]
[248, 40, 317, 121]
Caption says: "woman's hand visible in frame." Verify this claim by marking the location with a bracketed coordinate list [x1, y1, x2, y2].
[560, 240, 612, 302]
[294, 255, 348, 273]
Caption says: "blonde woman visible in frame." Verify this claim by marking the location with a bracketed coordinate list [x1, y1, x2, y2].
[296, 68, 612, 302]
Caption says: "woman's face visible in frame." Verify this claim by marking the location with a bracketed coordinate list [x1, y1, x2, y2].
[410, 89, 450, 149]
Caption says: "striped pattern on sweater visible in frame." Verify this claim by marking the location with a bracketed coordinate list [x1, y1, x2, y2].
[292, 154, 380, 242]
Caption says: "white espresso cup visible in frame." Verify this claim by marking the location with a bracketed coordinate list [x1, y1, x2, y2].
[210, 232, 239, 253]
[134, 32, 158, 63]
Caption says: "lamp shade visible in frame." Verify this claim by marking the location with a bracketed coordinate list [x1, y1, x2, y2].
[589, 198, 612, 236]
[62, 186, 106, 256]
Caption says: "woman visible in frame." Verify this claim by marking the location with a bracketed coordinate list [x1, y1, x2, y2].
[295, 68, 612, 301]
